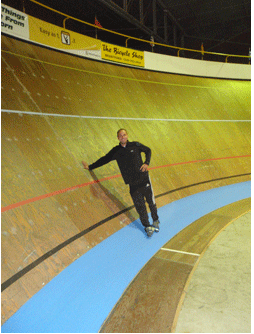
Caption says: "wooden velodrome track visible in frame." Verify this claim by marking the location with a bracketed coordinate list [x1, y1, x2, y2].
[1, 34, 251, 330]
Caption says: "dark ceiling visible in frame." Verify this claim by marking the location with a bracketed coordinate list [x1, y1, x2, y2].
[4, 0, 251, 59]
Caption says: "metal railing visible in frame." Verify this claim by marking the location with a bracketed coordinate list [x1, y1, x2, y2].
[29, 0, 250, 64]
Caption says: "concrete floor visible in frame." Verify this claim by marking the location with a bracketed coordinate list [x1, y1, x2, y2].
[175, 212, 251, 333]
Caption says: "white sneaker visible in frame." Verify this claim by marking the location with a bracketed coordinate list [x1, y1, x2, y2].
[145, 226, 154, 237]
[152, 220, 160, 232]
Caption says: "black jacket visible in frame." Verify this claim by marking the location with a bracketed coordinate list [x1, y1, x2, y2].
[89, 141, 151, 185]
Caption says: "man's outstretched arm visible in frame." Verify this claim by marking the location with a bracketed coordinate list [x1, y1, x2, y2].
[82, 148, 115, 171]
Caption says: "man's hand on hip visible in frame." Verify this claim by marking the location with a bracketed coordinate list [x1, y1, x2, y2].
[140, 164, 148, 172]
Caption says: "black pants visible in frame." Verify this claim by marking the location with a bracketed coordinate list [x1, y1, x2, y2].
[129, 178, 159, 228]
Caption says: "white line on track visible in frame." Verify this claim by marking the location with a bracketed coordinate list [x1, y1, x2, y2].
[160, 248, 200, 257]
[1, 109, 250, 122]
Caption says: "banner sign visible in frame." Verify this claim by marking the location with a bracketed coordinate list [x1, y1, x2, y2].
[1, 4, 101, 60]
[1, 4, 144, 67]
[101, 42, 144, 67]
[29, 16, 101, 59]
[1, 4, 29, 39]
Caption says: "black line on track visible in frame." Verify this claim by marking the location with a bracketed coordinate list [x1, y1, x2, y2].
[1, 173, 250, 292]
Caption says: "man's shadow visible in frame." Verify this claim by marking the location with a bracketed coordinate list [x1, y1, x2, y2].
[89, 171, 145, 234]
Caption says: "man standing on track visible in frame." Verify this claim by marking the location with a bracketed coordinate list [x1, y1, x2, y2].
[82, 129, 160, 237]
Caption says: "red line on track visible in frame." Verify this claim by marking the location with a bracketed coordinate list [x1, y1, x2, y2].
[1, 155, 250, 213]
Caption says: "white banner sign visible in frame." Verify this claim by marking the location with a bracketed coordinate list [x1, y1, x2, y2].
[1, 4, 29, 39]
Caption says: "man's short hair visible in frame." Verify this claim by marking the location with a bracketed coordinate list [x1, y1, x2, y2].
[117, 129, 127, 137]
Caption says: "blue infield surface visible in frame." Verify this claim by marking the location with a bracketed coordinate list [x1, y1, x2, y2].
[2, 181, 251, 333]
